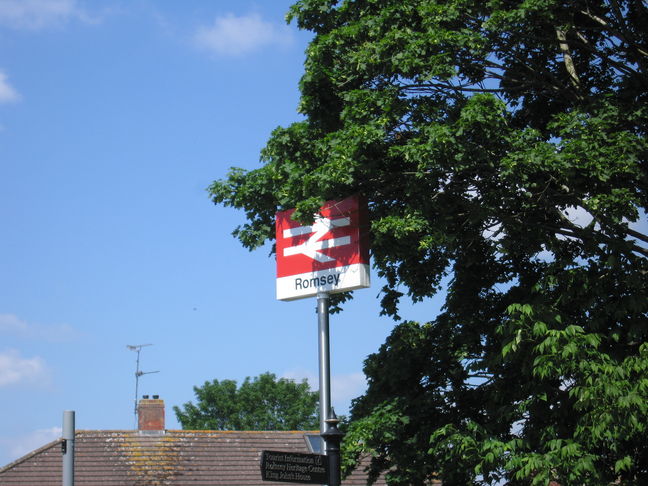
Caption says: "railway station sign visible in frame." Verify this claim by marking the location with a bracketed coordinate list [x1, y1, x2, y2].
[276, 195, 370, 301]
[260, 450, 328, 484]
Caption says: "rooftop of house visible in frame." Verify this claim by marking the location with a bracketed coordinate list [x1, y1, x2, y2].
[0, 397, 387, 486]
[1, 429, 362, 485]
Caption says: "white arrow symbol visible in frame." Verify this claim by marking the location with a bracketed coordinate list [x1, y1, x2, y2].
[283, 216, 351, 263]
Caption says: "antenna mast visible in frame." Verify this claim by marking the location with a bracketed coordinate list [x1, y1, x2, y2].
[127, 344, 159, 426]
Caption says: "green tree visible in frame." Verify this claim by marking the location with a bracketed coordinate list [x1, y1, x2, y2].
[174, 372, 319, 430]
[209, 0, 647, 484]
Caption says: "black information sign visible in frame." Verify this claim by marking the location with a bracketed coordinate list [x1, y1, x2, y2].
[261, 450, 328, 484]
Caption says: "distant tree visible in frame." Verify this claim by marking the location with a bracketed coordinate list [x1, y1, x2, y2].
[173, 372, 319, 430]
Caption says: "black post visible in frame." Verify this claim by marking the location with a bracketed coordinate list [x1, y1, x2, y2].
[321, 411, 344, 486]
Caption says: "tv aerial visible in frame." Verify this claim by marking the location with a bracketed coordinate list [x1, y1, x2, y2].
[127, 344, 159, 424]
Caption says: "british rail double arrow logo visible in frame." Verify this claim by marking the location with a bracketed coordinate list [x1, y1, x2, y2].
[282, 216, 351, 263]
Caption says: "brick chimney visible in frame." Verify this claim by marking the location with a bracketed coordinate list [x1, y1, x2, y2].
[137, 395, 165, 433]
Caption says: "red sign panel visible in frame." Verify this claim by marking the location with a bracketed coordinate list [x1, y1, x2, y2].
[275, 195, 370, 301]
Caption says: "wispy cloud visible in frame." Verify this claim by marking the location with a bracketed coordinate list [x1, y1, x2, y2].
[0, 313, 76, 341]
[0, 426, 61, 464]
[193, 13, 293, 57]
[332, 372, 367, 404]
[0, 0, 93, 30]
[0, 71, 20, 103]
[282, 368, 317, 384]
[282, 369, 367, 414]
[0, 314, 30, 334]
[0, 349, 48, 387]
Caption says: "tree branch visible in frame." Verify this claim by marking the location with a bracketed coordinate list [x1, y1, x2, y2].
[626, 226, 648, 245]
[579, 8, 648, 59]
[555, 27, 582, 92]
[552, 209, 648, 259]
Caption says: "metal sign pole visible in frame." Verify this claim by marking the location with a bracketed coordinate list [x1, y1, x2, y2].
[317, 292, 343, 486]
[62, 410, 75, 486]
[317, 291, 332, 449]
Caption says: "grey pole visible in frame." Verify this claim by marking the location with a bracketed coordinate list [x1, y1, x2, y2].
[317, 292, 332, 453]
[62, 410, 75, 486]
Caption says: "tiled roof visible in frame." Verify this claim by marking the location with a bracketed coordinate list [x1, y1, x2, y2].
[0, 430, 386, 485]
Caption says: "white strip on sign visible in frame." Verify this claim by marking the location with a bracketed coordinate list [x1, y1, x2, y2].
[276, 263, 370, 301]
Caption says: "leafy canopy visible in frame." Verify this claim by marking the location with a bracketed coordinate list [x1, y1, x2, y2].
[209, 0, 647, 484]
[174, 372, 319, 431]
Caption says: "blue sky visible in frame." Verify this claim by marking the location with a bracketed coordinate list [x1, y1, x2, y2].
[0, 0, 442, 466]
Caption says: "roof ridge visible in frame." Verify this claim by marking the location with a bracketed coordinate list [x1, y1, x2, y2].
[74, 429, 319, 434]
[0, 438, 61, 473]
[168, 429, 319, 434]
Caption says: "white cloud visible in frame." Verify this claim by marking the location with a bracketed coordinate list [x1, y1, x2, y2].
[282, 368, 317, 387]
[0, 0, 90, 30]
[0, 349, 48, 387]
[0, 71, 20, 103]
[194, 13, 293, 56]
[332, 372, 367, 403]
[0, 313, 76, 341]
[282, 369, 367, 415]
[0, 314, 29, 334]
[0, 427, 61, 464]
[562, 205, 594, 229]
